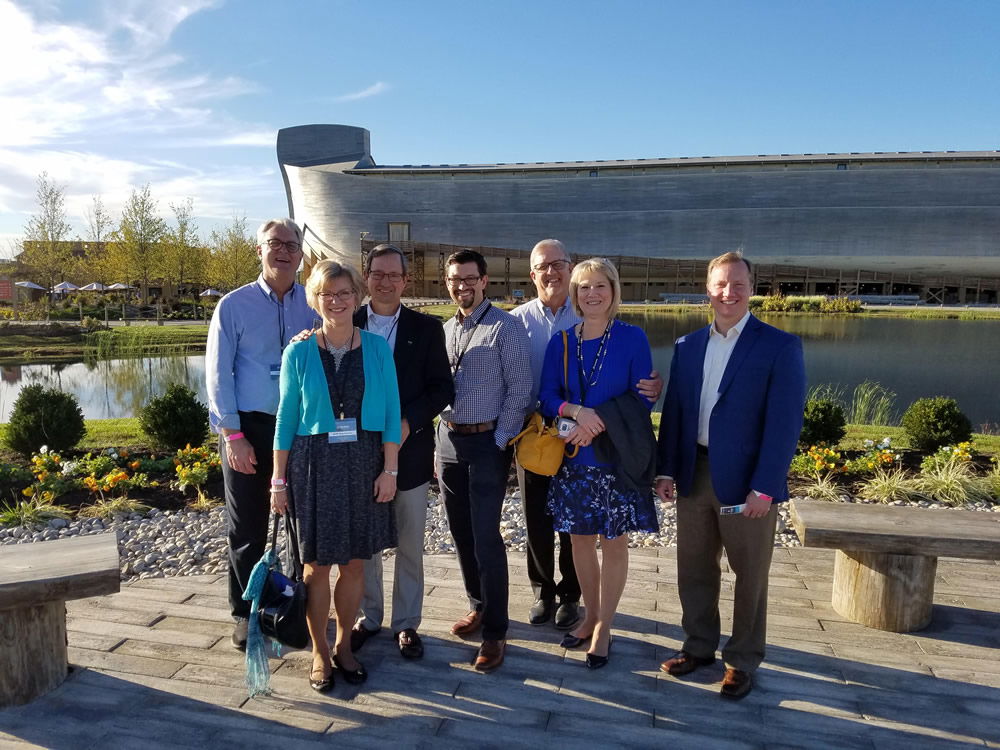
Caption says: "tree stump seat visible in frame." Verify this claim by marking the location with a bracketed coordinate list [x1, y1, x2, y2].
[0, 534, 119, 708]
[789, 499, 1000, 632]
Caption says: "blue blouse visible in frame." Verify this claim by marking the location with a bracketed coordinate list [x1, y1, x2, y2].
[539, 319, 654, 469]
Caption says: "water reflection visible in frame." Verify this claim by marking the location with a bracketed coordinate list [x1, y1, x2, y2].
[619, 311, 1000, 429]
[0, 356, 208, 421]
[0, 314, 997, 430]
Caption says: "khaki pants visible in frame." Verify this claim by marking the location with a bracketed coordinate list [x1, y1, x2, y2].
[675, 454, 777, 673]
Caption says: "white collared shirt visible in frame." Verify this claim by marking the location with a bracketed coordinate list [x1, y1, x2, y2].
[365, 304, 402, 351]
[697, 310, 751, 447]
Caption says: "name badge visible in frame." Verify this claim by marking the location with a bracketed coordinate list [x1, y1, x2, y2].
[328, 418, 358, 444]
[269, 363, 281, 379]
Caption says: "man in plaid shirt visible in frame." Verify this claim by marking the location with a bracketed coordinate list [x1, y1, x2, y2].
[436, 248, 532, 673]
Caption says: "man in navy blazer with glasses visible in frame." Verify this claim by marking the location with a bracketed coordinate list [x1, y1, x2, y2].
[655, 251, 805, 700]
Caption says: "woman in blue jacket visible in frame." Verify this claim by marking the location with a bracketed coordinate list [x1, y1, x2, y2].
[271, 260, 401, 693]
[538, 258, 657, 669]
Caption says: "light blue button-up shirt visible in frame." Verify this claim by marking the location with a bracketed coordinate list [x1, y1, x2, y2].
[510, 295, 581, 408]
[206, 275, 319, 432]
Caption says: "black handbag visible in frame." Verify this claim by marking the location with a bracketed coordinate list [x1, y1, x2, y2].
[257, 514, 309, 650]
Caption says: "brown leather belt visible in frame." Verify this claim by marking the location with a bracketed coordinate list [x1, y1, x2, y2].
[447, 421, 496, 434]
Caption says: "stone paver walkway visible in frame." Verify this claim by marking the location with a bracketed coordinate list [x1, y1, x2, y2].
[2, 548, 999, 749]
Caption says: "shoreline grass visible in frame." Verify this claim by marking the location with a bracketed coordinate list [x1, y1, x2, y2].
[0, 324, 208, 363]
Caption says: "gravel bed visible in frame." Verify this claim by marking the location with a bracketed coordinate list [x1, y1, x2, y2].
[1, 489, 996, 583]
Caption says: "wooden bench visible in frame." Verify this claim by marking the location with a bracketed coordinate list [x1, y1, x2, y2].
[789, 498, 1000, 632]
[0, 534, 119, 707]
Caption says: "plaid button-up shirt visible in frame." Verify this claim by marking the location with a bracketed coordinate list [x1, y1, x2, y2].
[441, 299, 533, 449]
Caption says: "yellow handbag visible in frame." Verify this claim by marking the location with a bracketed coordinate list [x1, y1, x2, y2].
[508, 331, 578, 476]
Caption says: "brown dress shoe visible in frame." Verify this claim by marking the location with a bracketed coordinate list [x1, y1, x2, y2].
[660, 650, 716, 676]
[474, 639, 506, 672]
[720, 668, 753, 700]
[451, 610, 483, 636]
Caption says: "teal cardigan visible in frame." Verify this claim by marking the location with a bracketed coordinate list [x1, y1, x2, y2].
[273, 329, 402, 450]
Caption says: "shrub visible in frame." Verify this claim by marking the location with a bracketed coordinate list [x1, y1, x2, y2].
[800, 398, 847, 448]
[820, 296, 862, 313]
[139, 383, 209, 450]
[4, 385, 86, 457]
[901, 397, 972, 453]
[855, 467, 921, 504]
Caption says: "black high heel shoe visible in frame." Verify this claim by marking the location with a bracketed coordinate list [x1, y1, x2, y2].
[585, 637, 613, 670]
[560, 631, 592, 649]
[334, 655, 368, 685]
[309, 665, 334, 693]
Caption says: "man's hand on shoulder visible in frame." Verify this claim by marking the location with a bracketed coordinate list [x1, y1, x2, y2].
[289, 328, 314, 344]
[743, 490, 772, 519]
[636, 370, 663, 402]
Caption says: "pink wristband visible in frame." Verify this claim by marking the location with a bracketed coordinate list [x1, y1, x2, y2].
[225, 432, 245, 442]
[558, 401, 568, 417]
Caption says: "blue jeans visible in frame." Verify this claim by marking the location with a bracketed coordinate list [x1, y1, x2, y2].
[436, 424, 513, 641]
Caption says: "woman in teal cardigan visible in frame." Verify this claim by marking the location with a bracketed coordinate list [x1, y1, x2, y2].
[271, 260, 401, 694]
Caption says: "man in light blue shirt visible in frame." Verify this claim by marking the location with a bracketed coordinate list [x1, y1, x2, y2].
[205, 218, 318, 649]
[511, 239, 663, 632]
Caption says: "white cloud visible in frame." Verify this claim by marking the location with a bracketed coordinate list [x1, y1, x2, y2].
[334, 81, 390, 102]
[0, 1, 257, 147]
[0, 1, 283, 241]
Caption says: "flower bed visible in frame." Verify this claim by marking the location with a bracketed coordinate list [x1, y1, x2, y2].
[0, 444, 222, 527]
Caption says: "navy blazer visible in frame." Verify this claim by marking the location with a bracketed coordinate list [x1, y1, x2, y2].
[656, 315, 806, 506]
[355, 304, 454, 491]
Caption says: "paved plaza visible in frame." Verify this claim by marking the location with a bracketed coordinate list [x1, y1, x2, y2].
[2, 547, 998, 749]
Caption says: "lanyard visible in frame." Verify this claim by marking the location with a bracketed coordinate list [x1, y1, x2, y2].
[258, 281, 288, 352]
[451, 302, 492, 372]
[575, 319, 613, 402]
[325, 328, 356, 418]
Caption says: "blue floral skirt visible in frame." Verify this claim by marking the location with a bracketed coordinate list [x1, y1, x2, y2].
[546, 463, 659, 539]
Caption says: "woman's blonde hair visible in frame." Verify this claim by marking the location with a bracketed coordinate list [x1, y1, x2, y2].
[569, 257, 622, 319]
[305, 260, 366, 311]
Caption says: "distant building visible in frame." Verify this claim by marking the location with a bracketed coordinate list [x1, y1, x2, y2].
[278, 124, 1000, 303]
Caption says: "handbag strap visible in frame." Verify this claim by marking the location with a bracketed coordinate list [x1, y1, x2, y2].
[269, 512, 304, 581]
[562, 330, 569, 392]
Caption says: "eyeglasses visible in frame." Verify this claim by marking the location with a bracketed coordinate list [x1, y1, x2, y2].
[264, 238, 302, 252]
[532, 259, 571, 273]
[368, 271, 405, 283]
[445, 276, 482, 287]
[317, 290, 355, 302]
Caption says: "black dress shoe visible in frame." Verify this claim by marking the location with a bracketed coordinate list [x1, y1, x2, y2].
[395, 628, 424, 659]
[528, 599, 554, 625]
[309, 667, 334, 693]
[334, 655, 368, 685]
[554, 600, 581, 631]
[585, 637, 612, 670]
[350, 622, 380, 652]
[231, 618, 248, 651]
[560, 631, 591, 649]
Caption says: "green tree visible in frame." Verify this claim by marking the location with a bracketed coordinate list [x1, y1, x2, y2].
[20, 172, 73, 294]
[108, 184, 167, 304]
[80, 194, 116, 286]
[208, 215, 259, 291]
[163, 198, 209, 303]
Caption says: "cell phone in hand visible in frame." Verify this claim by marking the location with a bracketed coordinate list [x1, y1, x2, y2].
[719, 503, 746, 516]
[556, 417, 577, 438]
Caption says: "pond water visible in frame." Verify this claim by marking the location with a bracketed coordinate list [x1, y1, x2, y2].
[621, 311, 1000, 430]
[0, 356, 208, 422]
[0, 313, 996, 428]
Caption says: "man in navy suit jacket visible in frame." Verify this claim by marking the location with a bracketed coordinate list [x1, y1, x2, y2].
[655, 252, 805, 700]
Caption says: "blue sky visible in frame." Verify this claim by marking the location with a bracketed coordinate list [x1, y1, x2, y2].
[3, 0, 999, 255]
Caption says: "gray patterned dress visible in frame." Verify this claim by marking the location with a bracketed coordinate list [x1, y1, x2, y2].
[286, 345, 397, 565]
